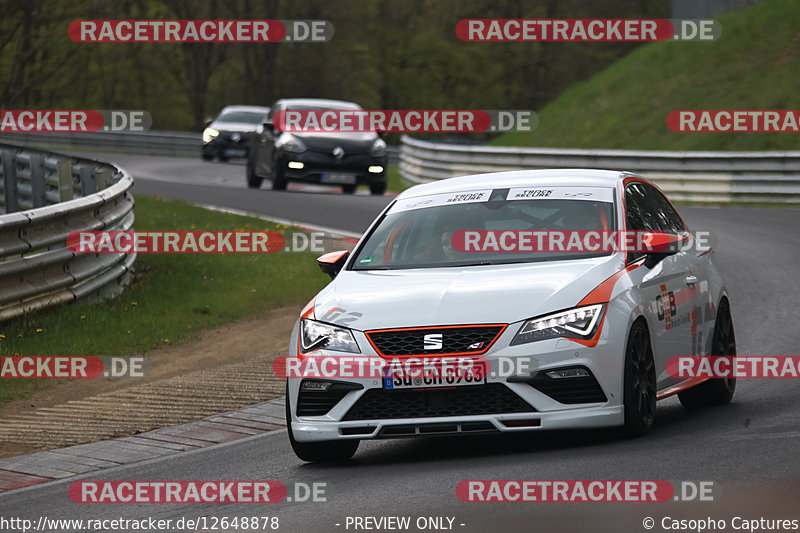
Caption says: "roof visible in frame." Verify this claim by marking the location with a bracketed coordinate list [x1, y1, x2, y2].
[396, 169, 636, 200]
[219, 105, 271, 113]
[273, 98, 362, 110]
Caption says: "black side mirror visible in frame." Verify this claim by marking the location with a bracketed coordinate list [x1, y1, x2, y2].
[641, 231, 687, 268]
[263, 121, 275, 134]
[317, 250, 349, 279]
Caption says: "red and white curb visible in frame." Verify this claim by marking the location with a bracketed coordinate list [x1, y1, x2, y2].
[0, 397, 286, 494]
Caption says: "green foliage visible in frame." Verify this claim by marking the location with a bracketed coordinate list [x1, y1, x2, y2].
[0, 0, 668, 131]
[495, 0, 800, 151]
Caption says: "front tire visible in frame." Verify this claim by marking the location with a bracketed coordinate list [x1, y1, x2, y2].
[286, 388, 359, 462]
[271, 163, 287, 191]
[246, 161, 262, 189]
[623, 319, 657, 437]
[369, 181, 387, 195]
[678, 298, 736, 408]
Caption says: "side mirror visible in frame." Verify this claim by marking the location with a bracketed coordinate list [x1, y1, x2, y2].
[317, 250, 349, 279]
[262, 121, 275, 134]
[641, 232, 687, 268]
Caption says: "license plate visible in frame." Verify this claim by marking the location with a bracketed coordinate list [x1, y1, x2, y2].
[322, 173, 356, 184]
[382, 362, 488, 390]
[224, 149, 246, 157]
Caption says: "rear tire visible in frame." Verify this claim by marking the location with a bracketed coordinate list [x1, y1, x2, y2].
[678, 298, 736, 408]
[246, 161, 262, 189]
[369, 182, 387, 195]
[622, 319, 657, 437]
[342, 184, 356, 194]
[202, 153, 213, 161]
[286, 387, 359, 462]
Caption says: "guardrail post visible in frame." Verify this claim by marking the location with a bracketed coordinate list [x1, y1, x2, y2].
[79, 166, 96, 196]
[30, 154, 46, 208]
[57, 160, 73, 202]
[2, 150, 19, 213]
[96, 168, 111, 191]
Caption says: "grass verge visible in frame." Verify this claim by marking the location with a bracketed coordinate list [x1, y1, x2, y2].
[0, 196, 329, 403]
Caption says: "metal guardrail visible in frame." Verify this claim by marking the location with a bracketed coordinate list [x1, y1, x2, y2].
[0, 143, 135, 322]
[0, 130, 199, 157]
[399, 135, 800, 203]
[0, 130, 402, 165]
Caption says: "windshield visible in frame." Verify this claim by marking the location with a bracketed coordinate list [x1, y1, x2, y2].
[216, 111, 265, 124]
[352, 188, 616, 270]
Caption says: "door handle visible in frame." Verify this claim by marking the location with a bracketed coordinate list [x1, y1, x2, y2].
[685, 275, 698, 286]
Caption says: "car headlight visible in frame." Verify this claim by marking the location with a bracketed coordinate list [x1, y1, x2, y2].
[511, 304, 606, 345]
[370, 137, 387, 157]
[275, 133, 307, 153]
[300, 319, 360, 354]
[202, 127, 219, 143]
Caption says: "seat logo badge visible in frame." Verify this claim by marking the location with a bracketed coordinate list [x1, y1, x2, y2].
[231, 133, 241, 142]
[332, 146, 345, 159]
[424, 333, 443, 350]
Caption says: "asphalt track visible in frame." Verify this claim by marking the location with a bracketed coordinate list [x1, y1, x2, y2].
[1, 154, 799, 532]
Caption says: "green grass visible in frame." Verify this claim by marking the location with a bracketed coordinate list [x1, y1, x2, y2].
[386, 165, 411, 193]
[0, 196, 329, 403]
[494, 0, 800, 151]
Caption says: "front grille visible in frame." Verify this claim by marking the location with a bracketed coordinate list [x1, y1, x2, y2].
[527, 368, 607, 404]
[366, 325, 505, 357]
[342, 384, 535, 421]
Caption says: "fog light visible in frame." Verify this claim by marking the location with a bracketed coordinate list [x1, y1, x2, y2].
[300, 380, 331, 391]
[288, 161, 304, 169]
[368, 165, 384, 174]
[546, 368, 590, 379]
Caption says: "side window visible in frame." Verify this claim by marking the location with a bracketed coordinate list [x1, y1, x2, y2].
[642, 184, 686, 234]
[625, 183, 654, 231]
[625, 183, 661, 263]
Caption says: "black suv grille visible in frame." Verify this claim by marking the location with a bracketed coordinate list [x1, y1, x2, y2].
[527, 368, 607, 404]
[342, 384, 535, 421]
[366, 325, 505, 357]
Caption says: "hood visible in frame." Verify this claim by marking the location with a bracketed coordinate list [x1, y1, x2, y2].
[312, 256, 624, 331]
[293, 131, 378, 153]
[209, 121, 260, 133]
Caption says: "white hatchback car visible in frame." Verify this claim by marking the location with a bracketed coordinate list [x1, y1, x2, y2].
[285, 169, 736, 462]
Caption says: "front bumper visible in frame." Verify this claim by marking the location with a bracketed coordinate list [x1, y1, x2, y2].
[278, 150, 387, 185]
[203, 132, 253, 157]
[287, 318, 628, 443]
